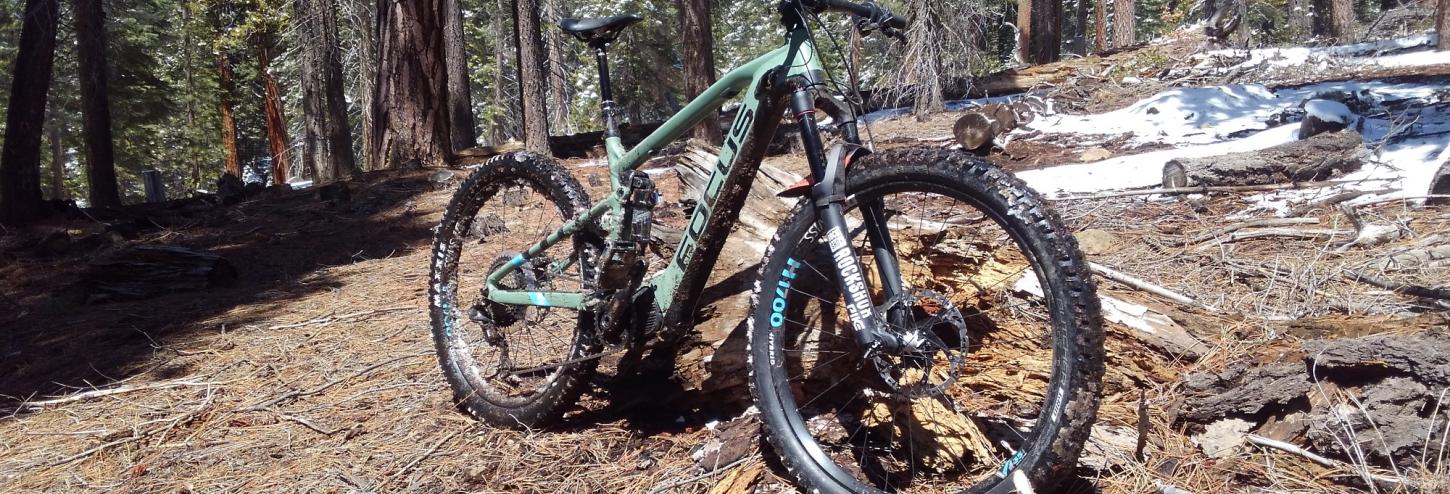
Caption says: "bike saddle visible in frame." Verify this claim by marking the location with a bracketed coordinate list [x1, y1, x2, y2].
[559, 14, 643, 46]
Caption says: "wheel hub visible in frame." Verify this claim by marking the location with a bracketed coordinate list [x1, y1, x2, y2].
[869, 289, 970, 399]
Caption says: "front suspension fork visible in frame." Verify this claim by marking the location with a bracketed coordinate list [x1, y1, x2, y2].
[789, 85, 908, 355]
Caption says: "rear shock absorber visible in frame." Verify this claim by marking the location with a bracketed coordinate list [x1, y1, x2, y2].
[597, 171, 658, 341]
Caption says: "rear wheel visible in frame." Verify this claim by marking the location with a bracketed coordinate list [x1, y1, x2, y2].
[429, 153, 602, 428]
[748, 149, 1104, 493]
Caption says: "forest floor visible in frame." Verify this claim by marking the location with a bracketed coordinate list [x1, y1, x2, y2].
[3, 31, 1450, 494]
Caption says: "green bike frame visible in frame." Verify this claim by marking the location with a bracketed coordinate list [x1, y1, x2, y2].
[483, 28, 824, 323]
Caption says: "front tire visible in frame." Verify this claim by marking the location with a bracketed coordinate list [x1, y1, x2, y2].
[748, 149, 1104, 493]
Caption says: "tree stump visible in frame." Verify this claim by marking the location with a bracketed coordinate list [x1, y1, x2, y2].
[1162, 130, 1364, 188]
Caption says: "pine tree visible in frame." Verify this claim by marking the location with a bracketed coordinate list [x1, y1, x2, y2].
[678, 0, 720, 143]
[370, 0, 451, 169]
[443, 0, 477, 152]
[1018, 0, 1063, 63]
[1438, 0, 1448, 50]
[1114, 0, 1135, 48]
[73, 0, 122, 208]
[297, 0, 359, 182]
[256, 28, 292, 184]
[0, 0, 60, 224]
[513, 0, 548, 153]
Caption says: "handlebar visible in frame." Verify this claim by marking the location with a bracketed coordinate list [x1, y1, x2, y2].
[802, 0, 908, 31]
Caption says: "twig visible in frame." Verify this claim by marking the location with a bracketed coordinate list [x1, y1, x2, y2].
[10, 379, 222, 413]
[1165, 218, 1320, 247]
[1285, 190, 1389, 217]
[238, 353, 428, 411]
[1245, 434, 1412, 487]
[45, 388, 215, 467]
[1089, 262, 1206, 309]
[646, 455, 760, 494]
[1212, 228, 1353, 243]
[266, 306, 415, 331]
[384, 430, 462, 486]
[271, 410, 341, 436]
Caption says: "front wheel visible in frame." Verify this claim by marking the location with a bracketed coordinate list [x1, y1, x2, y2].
[748, 149, 1104, 493]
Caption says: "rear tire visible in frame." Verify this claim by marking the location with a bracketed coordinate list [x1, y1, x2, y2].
[429, 152, 602, 428]
[747, 149, 1104, 493]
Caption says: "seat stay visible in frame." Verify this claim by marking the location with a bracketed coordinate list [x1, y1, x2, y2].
[484, 30, 824, 316]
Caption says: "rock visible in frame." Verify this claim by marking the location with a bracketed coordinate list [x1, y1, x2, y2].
[318, 182, 352, 205]
[1079, 147, 1113, 162]
[1299, 99, 1355, 139]
[428, 170, 456, 188]
[217, 173, 245, 205]
[588, 173, 605, 187]
[1266, 107, 1306, 127]
[1074, 229, 1119, 256]
[468, 215, 508, 239]
[1192, 418, 1253, 458]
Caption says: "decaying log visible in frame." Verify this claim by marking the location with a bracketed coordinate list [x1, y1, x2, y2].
[1016, 271, 1211, 358]
[1162, 130, 1365, 188]
[672, 145, 799, 246]
[85, 245, 238, 303]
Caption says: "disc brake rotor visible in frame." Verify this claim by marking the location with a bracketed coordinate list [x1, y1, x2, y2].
[870, 289, 970, 399]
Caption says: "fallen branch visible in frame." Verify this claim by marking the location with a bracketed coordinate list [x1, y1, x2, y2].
[1285, 190, 1389, 217]
[1245, 434, 1413, 488]
[1342, 270, 1450, 300]
[11, 378, 222, 413]
[1164, 218, 1320, 247]
[266, 306, 416, 331]
[647, 455, 760, 494]
[1053, 180, 1365, 201]
[46, 388, 215, 467]
[1211, 228, 1353, 243]
[1090, 262, 1206, 309]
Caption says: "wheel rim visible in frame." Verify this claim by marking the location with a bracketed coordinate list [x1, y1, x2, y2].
[762, 182, 1070, 493]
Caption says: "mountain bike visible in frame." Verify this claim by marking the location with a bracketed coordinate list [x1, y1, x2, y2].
[427, 1, 1105, 492]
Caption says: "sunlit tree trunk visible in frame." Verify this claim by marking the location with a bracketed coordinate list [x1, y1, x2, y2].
[1, 0, 60, 224]
[443, 0, 477, 152]
[299, 0, 360, 182]
[257, 31, 292, 184]
[370, 0, 451, 169]
[1113, 0, 1135, 48]
[217, 50, 242, 178]
[1095, 0, 1107, 51]
[1018, 0, 1062, 63]
[545, 0, 571, 135]
[1327, 0, 1355, 42]
[1437, 0, 1448, 50]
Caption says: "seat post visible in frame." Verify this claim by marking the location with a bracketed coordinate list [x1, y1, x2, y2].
[595, 45, 621, 139]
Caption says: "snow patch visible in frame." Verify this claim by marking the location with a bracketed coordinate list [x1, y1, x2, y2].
[1304, 99, 1353, 124]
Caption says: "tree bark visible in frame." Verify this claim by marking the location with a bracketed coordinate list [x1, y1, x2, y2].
[299, 0, 360, 182]
[216, 50, 242, 178]
[906, 0, 945, 119]
[443, 0, 477, 152]
[1095, 0, 1107, 51]
[1068, 0, 1089, 55]
[1018, 0, 1063, 64]
[1438, 0, 1449, 51]
[1288, 0, 1313, 41]
[348, 0, 378, 171]
[1114, 0, 1135, 48]
[514, 0, 549, 153]
[1162, 131, 1364, 187]
[1327, 0, 1355, 42]
[257, 31, 293, 185]
[545, 0, 571, 135]
[1, 0, 60, 224]
[73, 0, 122, 208]
[489, 0, 513, 145]
[370, 0, 452, 169]
[679, 0, 721, 143]
[47, 115, 65, 200]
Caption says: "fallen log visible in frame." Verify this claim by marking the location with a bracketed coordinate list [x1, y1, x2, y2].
[1162, 130, 1365, 188]
[85, 245, 238, 303]
[1430, 160, 1450, 205]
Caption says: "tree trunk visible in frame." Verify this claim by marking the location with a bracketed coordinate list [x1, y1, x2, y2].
[679, 0, 721, 143]
[1288, 0, 1313, 41]
[514, 0, 549, 153]
[545, 0, 571, 135]
[1067, 0, 1089, 55]
[73, 0, 122, 208]
[47, 115, 65, 200]
[370, 0, 452, 169]
[1, 0, 60, 224]
[1114, 0, 1135, 48]
[906, 0, 945, 119]
[1018, 0, 1062, 64]
[1327, 0, 1355, 42]
[489, 0, 513, 145]
[1438, 0, 1449, 51]
[257, 32, 293, 185]
[217, 50, 242, 178]
[1095, 0, 1108, 51]
[350, 0, 378, 171]
[443, 0, 477, 152]
[299, 0, 360, 182]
